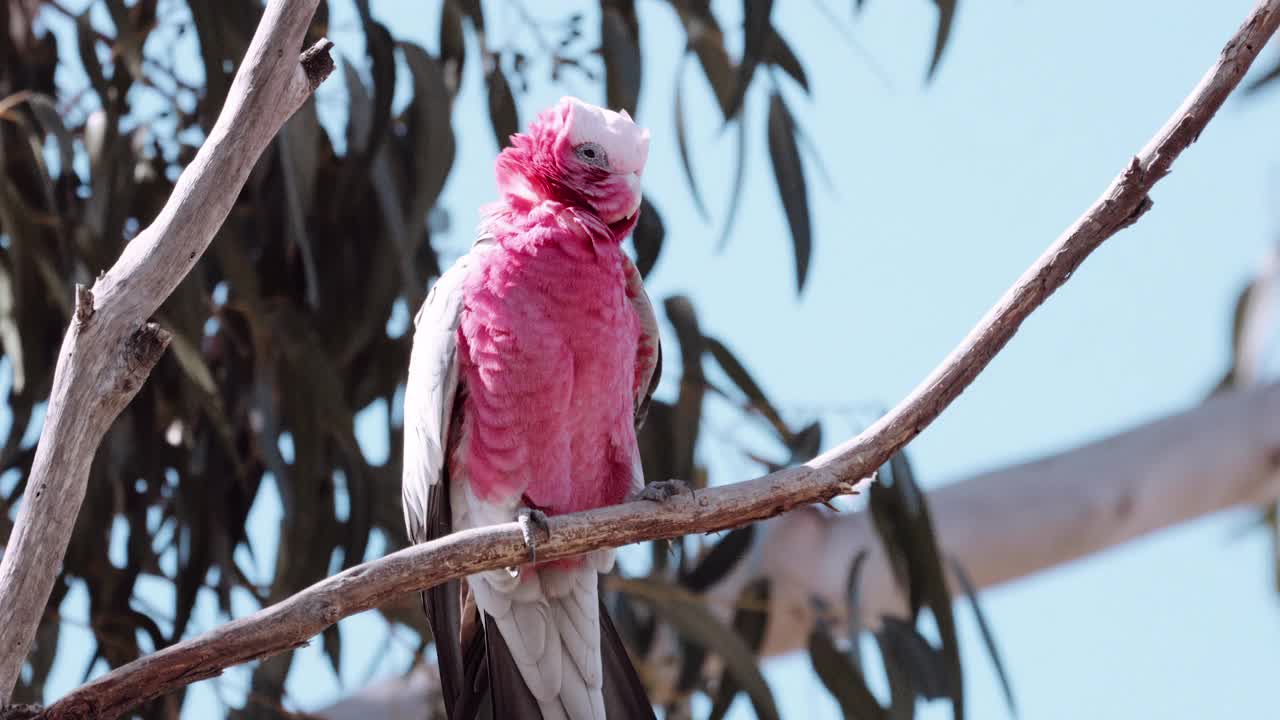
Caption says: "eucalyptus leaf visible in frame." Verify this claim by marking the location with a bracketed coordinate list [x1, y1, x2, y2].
[618, 578, 780, 720]
[601, 1, 642, 114]
[486, 66, 519, 149]
[810, 620, 886, 720]
[708, 578, 772, 720]
[766, 92, 812, 293]
[927, 0, 957, 81]
[674, 50, 710, 220]
[682, 525, 756, 592]
[949, 556, 1017, 717]
[724, 0, 775, 120]
[632, 196, 664, 278]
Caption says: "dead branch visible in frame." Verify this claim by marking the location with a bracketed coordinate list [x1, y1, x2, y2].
[309, 378, 1280, 714]
[28, 0, 1280, 717]
[0, 0, 335, 706]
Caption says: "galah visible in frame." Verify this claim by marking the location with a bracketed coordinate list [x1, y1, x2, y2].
[402, 96, 673, 720]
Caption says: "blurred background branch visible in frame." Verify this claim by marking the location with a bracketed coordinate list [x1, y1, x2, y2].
[3, 0, 1280, 718]
[0, 0, 334, 705]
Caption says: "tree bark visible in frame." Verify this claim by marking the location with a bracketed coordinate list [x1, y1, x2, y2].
[724, 380, 1280, 656]
[28, 1, 1280, 716]
[312, 379, 1280, 716]
[0, 0, 334, 705]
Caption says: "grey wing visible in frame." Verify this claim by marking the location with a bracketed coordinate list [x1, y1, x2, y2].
[401, 239, 491, 545]
[624, 254, 662, 431]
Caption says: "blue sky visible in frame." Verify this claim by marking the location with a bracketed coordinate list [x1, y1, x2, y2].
[21, 0, 1280, 718]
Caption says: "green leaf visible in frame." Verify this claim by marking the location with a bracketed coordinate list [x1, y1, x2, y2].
[708, 578, 772, 720]
[363, 20, 397, 160]
[618, 578, 780, 720]
[765, 28, 808, 93]
[874, 621, 918, 720]
[75, 10, 109, 101]
[704, 335, 791, 442]
[809, 620, 886, 720]
[103, 0, 148, 84]
[796, 120, 838, 194]
[869, 456, 921, 617]
[871, 450, 965, 720]
[683, 525, 756, 592]
[24, 94, 74, 182]
[786, 421, 822, 464]
[949, 557, 1017, 717]
[398, 43, 456, 230]
[845, 549, 870, 672]
[724, 0, 775, 120]
[674, 50, 710, 220]
[632, 195, 664, 278]
[690, 24, 735, 116]
[341, 55, 373, 155]
[1244, 56, 1280, 94]
[322, 624, 344, 682]
[927, 0, 957, 81]
[485, 65, 519, 149]
[456, 0, 485, 32]
[601, 1, 642, 114]
[166, 330, 219, 397]
[877, 617, 947, 701]
[439, 0, 466, 97]
[663, 296, 705, 482]
[717, 108, 748, 251]
[278, 99, 324, 308]
[766, 92, 812, 293]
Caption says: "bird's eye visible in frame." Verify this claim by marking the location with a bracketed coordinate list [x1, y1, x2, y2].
[574, 142, 609, 169]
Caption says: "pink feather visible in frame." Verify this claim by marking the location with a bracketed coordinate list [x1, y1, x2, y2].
[456, 97, 648, 519]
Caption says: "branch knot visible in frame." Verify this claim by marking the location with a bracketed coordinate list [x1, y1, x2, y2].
[73, 285, 93, 326]
[300, 38, 335, 92]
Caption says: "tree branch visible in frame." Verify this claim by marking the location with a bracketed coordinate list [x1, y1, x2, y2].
[0, 0, 334, 705]
[32, 0, 1280, 717]
[310, 378, 1280, 714]
[724, 380, 1280, 659]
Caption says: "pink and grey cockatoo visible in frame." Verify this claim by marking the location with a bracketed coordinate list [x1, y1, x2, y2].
[401, 96, 668, 720]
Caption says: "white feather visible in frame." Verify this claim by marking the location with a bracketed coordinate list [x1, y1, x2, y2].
[400, 236, 494, 543]
[402, 235, 659, 720]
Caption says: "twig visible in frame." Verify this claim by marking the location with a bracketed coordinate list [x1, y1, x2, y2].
[28, 0, 1280, 718]
[0, 0, 335, 706]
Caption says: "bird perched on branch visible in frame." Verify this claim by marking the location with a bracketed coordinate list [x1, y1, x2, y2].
[402, 96, 669, 719]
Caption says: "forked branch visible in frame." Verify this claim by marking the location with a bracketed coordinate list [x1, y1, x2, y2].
[0, 0, 335, 707]
[30, 0, 1280, 718]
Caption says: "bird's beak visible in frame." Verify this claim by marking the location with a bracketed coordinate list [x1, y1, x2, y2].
[624, 173, 643, 220]
[603, 173, 644, 228]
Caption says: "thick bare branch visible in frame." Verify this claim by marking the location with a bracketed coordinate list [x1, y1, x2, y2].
[32, 0, 1280, 717]
[0, 0, 334, 704]
[312, 379, 1280, 714]
[728, 380, 1280, 658]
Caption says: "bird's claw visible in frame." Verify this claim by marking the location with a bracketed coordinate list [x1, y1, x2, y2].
[516, 507, 550, 565]
[637, 479, 694, 503]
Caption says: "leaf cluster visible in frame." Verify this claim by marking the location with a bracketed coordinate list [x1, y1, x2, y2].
[0, 1, 988, 717]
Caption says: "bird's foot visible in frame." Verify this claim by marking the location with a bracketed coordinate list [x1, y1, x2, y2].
[515, 507, 550, 565]
[637, 479, 695, 503]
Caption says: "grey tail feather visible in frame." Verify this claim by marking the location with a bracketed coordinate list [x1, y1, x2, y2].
[423, 474, 653, 718]
[423, 466, 466, 718]
[482, 611, 547, 720]
[599, 596, 658, 719]
[455, 603, 657, 720]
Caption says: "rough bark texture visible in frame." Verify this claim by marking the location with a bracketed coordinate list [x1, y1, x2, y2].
[311, 379, 1280, 716]
[0, 0, 335, 705]
[725, 380, 1280, 656]
[28, 2, 1280, 717]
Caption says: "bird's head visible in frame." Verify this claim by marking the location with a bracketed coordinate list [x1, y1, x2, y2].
[494, 96, 650, 239]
